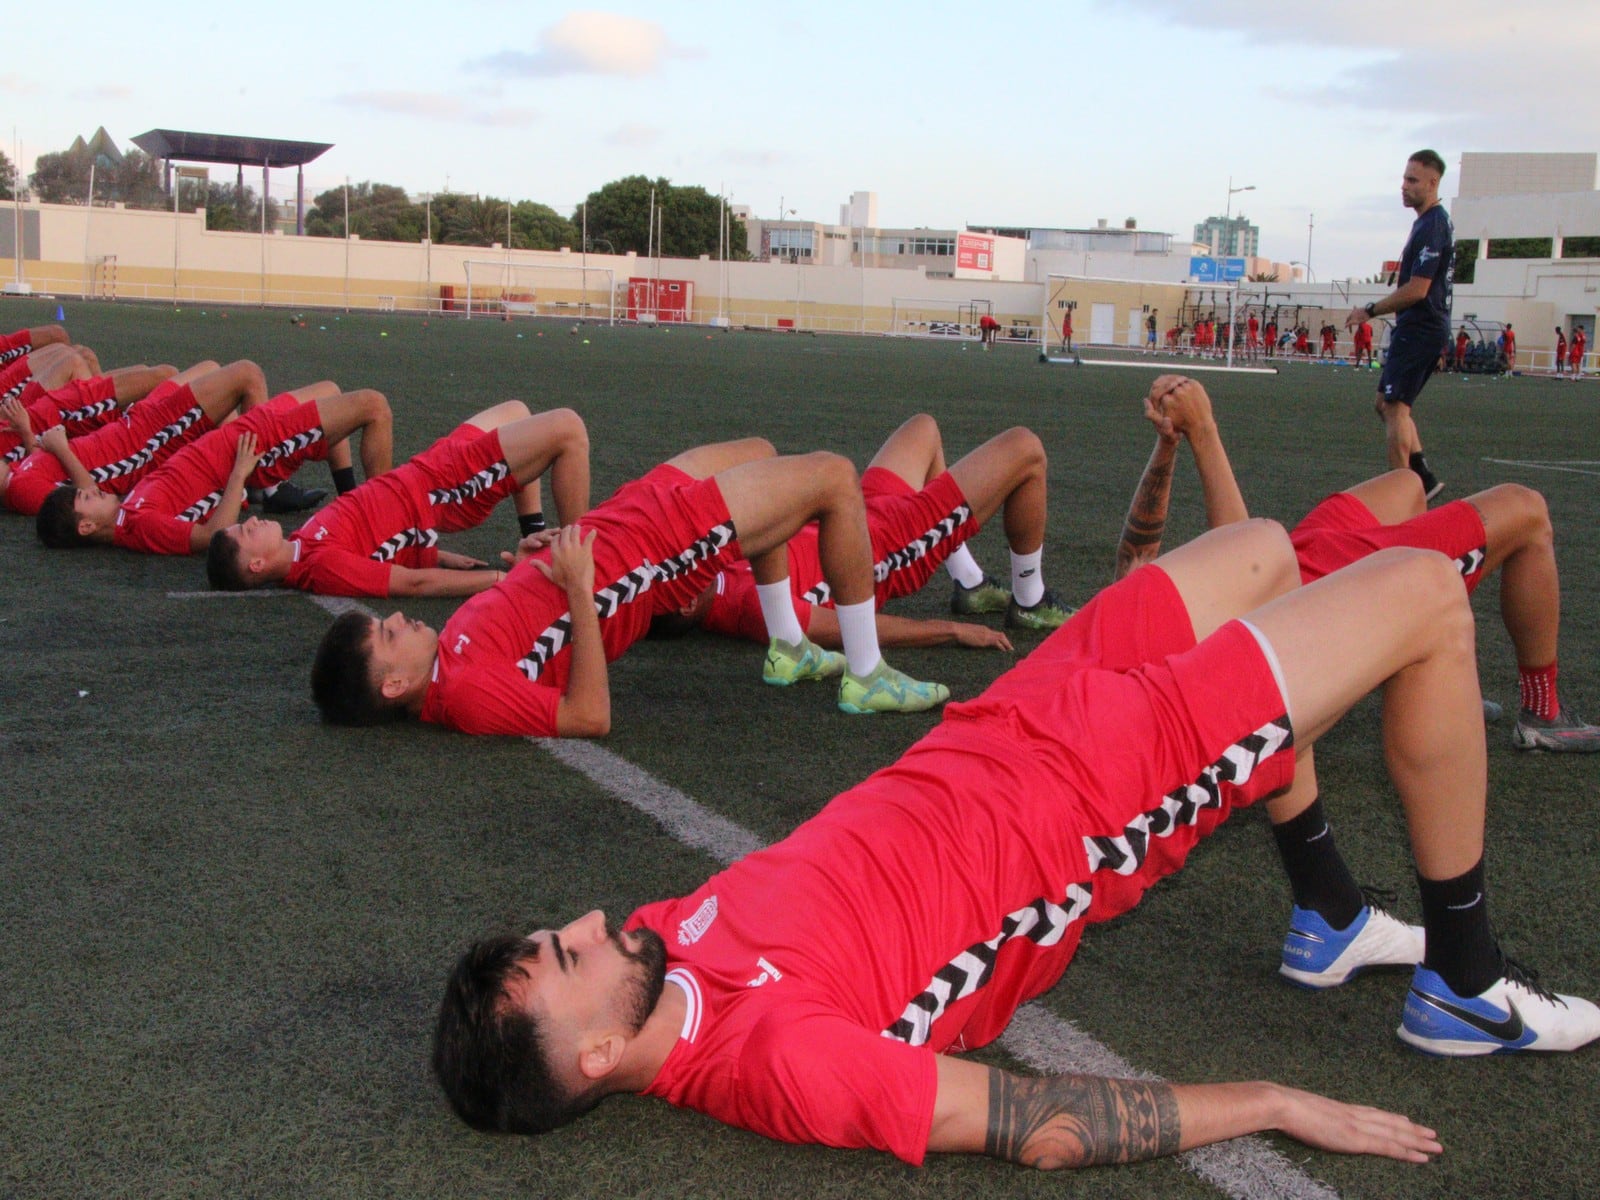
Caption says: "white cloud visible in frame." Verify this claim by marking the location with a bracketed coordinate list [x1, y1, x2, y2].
[74, 85, 135, 101]
[0, 74, 39, 95]
[474, 11, 695, 78]
[606, 123, 662, 148]
[721, 149, 783, 168]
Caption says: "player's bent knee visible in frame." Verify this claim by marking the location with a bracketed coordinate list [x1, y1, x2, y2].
[999, 426, 1046, 472]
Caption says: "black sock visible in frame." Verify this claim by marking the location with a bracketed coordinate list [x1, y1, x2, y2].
[519, 511, 546, 537]
[1270, 798, 1364, 928]
[332, 466, 358, 494]
[1408, 451, 1435, 482]
[1418, 859, 1501, 997]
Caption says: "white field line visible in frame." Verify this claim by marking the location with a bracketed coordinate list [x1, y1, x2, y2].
[166, 589, 301, 599]
[1047, 356, 1280, 376]
[1483, 458, 1600, 478]
[254, 592, 1334, 1199]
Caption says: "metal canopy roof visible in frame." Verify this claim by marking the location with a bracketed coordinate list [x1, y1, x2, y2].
[131, 129, 332, 168]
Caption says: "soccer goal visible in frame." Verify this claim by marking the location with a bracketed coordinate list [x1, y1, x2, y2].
[462, 261, 617, 323]
[889, 297, 991, 339]
[1041, 273, 1276, 374]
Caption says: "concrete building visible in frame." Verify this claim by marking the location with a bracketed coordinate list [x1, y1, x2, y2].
[1193, 213, 1260, 259]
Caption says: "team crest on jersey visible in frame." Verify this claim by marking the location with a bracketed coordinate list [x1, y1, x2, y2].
[746, 956, 782, 988]
[677, 895, 718, 945]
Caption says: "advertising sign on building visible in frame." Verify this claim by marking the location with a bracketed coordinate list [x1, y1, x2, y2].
[957, 233, 994, 271]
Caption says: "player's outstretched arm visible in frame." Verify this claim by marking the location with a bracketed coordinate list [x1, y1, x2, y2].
[537, 525, 610, 738]
[1, 396, 37, 456]
[929, 1056, 1440, 1169]
[387, 564, 504, 598]
[806, 606, 1013, 651]
[1163, 379, 1248, 531]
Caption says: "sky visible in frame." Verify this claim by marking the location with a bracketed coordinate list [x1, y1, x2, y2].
[5, 1, 1595, 282]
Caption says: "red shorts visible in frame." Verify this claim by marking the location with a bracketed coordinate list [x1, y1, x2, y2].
[0, 328, 32, 362]
[241, 394, 331, 489]
[931, 566, 1295, 934]
[412, 422, 518, 534]
[864, 467, 979, 605]
[1291, 492, 1487, 594]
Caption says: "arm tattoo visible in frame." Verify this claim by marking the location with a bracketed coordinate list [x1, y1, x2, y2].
[1113, 450, 1175, 581]
[984, 1069, 1181, 1169]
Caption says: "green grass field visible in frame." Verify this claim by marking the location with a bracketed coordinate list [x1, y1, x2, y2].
[3, 299, 1598, 1200]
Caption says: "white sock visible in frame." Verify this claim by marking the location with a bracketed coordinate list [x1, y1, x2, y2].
[756, 579, 806, 646]
[944, 545, 985, 589]
[263, 482, 281, 496]
[1011, 548, 1045, 608]
[834, 598, 882, 677]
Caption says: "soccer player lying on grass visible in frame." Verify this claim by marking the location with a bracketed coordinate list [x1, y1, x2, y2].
[1, 362, 178, 481]
[1115, 374, 1600, 995]
[34, 384, 394, 555]
[1118, 374, 1600, 752]
[205, 402, 589, 598]
[0, 339, 96, 405]
[431, 524, 1600, 1175]
[1, 360, 269, 516]
[311, 439, 950, 736]
[651, 414, 1070, 665]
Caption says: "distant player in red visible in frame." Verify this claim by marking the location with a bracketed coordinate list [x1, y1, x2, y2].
[1554, 329, 1567, 374]
[1321, 324, 1338, 360]
[311, 441, 954, 736]
[1165, 323, 1180, 350]
[1119, 374, 1600, 755]
[1, 360, 268, 516]
[1501, 323, 1516, 369]
[35, 384, 393, 555]
[1263, 318, 1278, 358]
[1293, 326, 1311, 358]
[208, 402, 590, 597]
[977, 313, 1000, 348]
[1246, 312, 1261, 358]
[1351, 319, 1375, 368]
[659, 414, 1067, 650]
[1454, 329, 1469, 368]
[1060, 311, 1073, 353]
[1569, 327, 1586, 376]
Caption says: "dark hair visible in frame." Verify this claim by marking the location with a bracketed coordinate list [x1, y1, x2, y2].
[310, 610, 395, 725]
[1409, 149, 1446, 178]
[432, 933, 598, 1134]
[36, 485, 89, 549]
[206, 528, 251, 591]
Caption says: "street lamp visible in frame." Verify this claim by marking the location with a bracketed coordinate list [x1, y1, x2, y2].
[1224, 177, 1255, 257]
[1291, 260, 1316, 283]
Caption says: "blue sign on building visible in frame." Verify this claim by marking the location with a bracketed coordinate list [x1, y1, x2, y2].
[1188, 256, 1247, 282]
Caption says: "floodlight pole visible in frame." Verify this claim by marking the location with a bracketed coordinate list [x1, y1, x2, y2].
[83, 161, 95, 298]
[1224, 177, 1255, 257]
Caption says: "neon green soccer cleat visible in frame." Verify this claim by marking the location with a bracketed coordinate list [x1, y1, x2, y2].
[763, 636, 847, 686]
[837, 660, 950, 714]
[950, 574, 1010, 615]
[1004, 587, 1075, 631]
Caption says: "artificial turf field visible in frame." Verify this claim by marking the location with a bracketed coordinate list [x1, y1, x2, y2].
[3, 298, 1598, 1200]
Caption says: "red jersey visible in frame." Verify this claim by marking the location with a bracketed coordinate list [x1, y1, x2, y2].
[1503, 329, 1516, 354]
[1323, 328, 1337, 351]
[1571, 332, 1586, 365]
[419, 465, 739, 736]
[0, 376, 119, 466]
[631, 567, 1292, 1164]
[3, 380, 209, 515]
[0, 354, 35, 396]
[113, 395, 326, 556]
[701, 469, 976, 643]
[286, 422, 517, 596]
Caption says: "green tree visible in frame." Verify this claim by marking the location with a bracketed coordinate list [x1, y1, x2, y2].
[1453, 239, 1478, 284]
[0, 149, 14, 201]
[510, 200, 578, 250]
[202, 182, 280, 232]
[30, 146, 93, 204]
[574, 175, 747, 258]
[305, 181, 427, 241]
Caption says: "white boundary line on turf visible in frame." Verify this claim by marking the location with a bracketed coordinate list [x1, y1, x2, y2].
[235, 591, 1337, 1200]
[1483, 458, 1600, 478]
[1046, 356, 1280, 376]
[166, 589, 301, 600]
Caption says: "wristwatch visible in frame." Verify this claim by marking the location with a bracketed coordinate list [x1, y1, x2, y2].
[1364, 301, 1377, 317]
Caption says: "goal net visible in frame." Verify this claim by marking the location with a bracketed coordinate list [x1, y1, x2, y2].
[462, 261, 617, 323]
[1040, 274, 1189, 354]
[889, 297, 992, 339]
